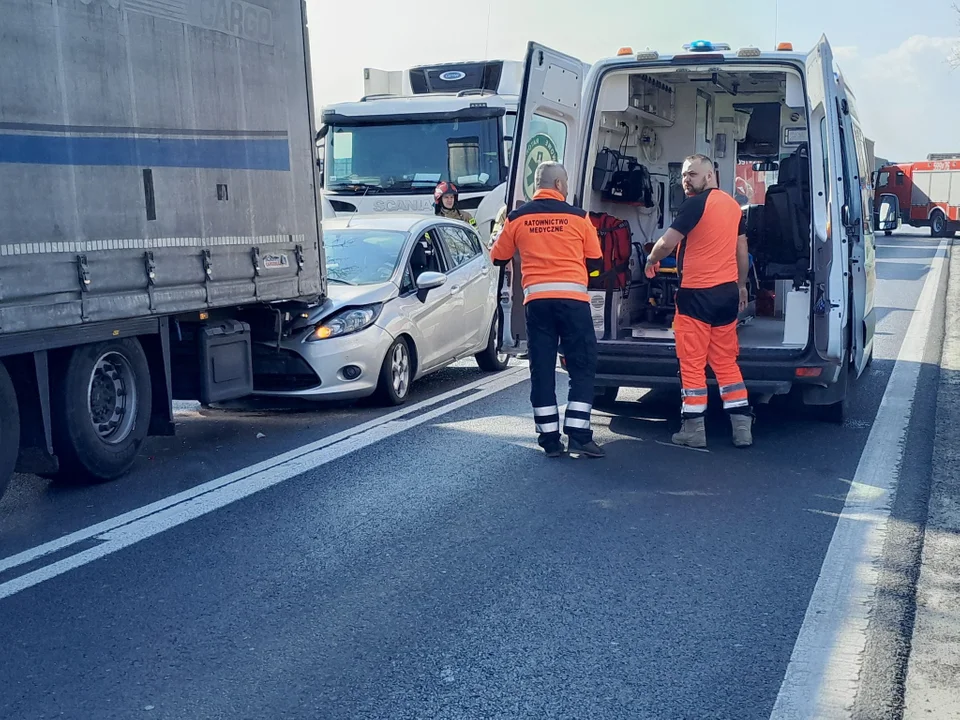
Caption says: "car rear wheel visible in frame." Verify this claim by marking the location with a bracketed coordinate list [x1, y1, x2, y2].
[475, 312, 510, 372]
[375, 337, 412, 406]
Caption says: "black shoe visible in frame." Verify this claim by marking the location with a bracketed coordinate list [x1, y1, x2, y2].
[543, 441, 565, 458]
[568, 439, 605, 458]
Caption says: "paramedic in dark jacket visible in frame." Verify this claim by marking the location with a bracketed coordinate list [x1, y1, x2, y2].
[490, 162, 605, 458]
[644, 154, 753, 449]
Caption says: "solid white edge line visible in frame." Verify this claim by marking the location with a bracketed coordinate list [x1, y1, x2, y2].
[0, 365, 528, 577]
[768, 239, 949, 719]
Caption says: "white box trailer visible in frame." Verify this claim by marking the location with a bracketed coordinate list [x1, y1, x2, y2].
[0, 0, 326, 498]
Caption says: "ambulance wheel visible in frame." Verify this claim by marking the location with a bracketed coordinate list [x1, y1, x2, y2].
[593, 386, 619, 409]
[815, 399, 845, 425]
[930, 210, 947, 237]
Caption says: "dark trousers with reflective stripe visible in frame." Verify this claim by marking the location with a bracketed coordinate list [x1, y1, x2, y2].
[525, 298, 598, 446]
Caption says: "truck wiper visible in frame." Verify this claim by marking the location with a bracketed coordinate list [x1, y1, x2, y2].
[328, 182, 385, 194]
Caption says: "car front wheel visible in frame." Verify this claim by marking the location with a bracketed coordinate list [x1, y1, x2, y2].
[375, 337, 413, 406]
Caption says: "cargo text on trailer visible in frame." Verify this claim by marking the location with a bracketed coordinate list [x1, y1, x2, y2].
[501, 38, 876, 422]
[0, 0, 326, 500]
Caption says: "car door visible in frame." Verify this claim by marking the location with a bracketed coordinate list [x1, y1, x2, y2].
[501, 42, 587, 354]
[805, 36, 847, 363]
[436, 224, 491, 351]
[393, 229, 457, 372]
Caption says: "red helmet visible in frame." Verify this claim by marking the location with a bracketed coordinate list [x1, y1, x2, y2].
[434, 181, 459, 203]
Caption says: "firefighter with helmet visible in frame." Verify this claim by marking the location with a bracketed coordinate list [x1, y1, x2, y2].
[434, 181, 476, 226]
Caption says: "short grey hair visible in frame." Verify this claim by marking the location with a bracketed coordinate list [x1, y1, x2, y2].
[535, 161, 567, 190]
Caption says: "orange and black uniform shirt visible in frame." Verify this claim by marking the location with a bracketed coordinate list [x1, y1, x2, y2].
[489, 189, 603, 304]
[670, 188, 746, 326]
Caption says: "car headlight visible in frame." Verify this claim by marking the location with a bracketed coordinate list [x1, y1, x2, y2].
[307, 304, 382, 341]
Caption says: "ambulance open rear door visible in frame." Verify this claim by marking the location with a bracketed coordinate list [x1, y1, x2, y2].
[805, 36, 848, 364]
[499, 42, 586, 354]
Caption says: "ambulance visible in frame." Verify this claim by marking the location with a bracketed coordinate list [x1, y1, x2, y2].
[501, 38, 877, 421]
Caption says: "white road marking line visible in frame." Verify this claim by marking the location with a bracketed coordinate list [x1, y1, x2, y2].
[0, 366, 529, 599]
[769, 239, 949, 720]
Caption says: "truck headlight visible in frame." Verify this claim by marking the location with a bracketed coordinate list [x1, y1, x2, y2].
[307, 304, 382, 341]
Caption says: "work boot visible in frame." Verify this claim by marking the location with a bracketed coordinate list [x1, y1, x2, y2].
[672, 417, 707, 448]
[543, 439, 565, 458]
[568, 438, 605, 458]
[730, 414, 753, 448]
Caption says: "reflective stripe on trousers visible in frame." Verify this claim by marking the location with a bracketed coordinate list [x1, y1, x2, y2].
[564, 400, 592, 432]
[681, 387, 708, 415]
[534, 405, 560, 434]
[720, 382, 749, 410]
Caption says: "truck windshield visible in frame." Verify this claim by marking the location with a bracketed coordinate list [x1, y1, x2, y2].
[325, 117, 503, 195]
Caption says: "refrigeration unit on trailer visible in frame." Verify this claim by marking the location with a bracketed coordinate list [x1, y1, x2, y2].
[316, 59, 531, 242]
[0, 0, 326, 500]
[501, 38, 876, 421]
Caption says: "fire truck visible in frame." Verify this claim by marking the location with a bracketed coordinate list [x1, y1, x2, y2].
[874, 158, 960, 237]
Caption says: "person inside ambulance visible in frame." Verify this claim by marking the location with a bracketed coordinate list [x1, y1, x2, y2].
[644, 153, 753, 449]
[434, 181, 476, 226]
[489, 161, 605, 459]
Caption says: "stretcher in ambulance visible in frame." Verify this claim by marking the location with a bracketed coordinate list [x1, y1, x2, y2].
[499, 38, 877, 421]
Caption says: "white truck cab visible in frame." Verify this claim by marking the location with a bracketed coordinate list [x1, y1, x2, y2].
[502, 38, 877, 420]
[317, 59, 524, 244]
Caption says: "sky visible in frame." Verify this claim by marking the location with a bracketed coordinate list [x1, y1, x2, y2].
[305, 0, 960, 163]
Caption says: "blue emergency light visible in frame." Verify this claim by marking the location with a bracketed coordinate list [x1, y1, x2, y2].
[682, 40, 732, 53]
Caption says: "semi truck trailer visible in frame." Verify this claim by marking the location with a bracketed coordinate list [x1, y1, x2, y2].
[0, 0, 326, 499]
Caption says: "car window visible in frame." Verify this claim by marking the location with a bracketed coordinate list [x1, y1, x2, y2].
[437, 226, 481, 269]
[407, 230, 447, 285]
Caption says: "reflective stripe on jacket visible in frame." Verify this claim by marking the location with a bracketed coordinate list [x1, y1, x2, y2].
[489, 189, 602, 304]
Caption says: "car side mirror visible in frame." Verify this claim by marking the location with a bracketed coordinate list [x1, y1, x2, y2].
[416, 271, 446, 291]
[416, 271, 446, 301]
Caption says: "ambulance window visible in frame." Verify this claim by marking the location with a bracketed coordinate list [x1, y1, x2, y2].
[878, 172, 889, 188]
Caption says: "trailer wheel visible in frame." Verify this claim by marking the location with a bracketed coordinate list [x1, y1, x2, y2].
[0, 362, 21, 500]
[53, 339, 152, 482]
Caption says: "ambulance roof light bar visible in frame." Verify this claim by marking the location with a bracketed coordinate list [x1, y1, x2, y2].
[682, 40, 732, 53]
[737, 46, 762, 57]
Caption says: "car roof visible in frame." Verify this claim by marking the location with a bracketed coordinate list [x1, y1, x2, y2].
[321, 214, 437, 233]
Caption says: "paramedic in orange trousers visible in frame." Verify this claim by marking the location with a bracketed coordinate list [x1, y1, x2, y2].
[644, 154, 753, 448]
[490, 162, 606, 458]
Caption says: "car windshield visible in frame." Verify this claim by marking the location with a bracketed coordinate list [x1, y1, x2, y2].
[324, 229, 408, 286]
[324, 117, 503, 194]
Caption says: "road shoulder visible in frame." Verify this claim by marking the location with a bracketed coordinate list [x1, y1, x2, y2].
[904, 240, 960, 720]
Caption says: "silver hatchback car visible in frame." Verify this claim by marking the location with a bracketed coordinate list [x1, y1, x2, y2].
[253, 215, 509, 405]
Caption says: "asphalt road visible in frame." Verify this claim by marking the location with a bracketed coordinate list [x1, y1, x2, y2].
[0, 232, 949, 720]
